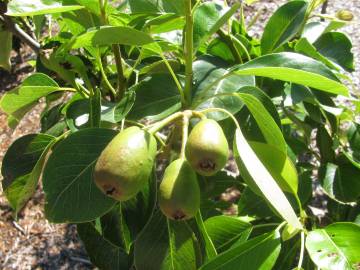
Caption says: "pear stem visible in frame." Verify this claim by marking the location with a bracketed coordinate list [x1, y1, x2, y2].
[146, 110, 206, 134]
[146, 112, 184, 134]
[179, 112, 191, 159]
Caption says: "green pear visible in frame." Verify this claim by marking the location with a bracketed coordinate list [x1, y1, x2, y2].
[159, 159, 200, 220]
[94, 126, 157, 201]
[185, 119, 229, 176]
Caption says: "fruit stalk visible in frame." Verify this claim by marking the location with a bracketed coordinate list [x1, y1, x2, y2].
[180, 112, 190, 159]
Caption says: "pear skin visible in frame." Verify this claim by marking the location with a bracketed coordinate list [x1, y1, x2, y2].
[94, 126, 157, 201]
[159, 159, 200, 220]
[186, 119, 229, 176]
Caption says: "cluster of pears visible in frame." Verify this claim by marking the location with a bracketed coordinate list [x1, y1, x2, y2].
[94, 115, 229, 221]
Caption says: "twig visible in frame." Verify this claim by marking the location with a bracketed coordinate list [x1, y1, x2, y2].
[70, 256, 93, 265]
[12, 221, 26, 235]
[0, 15, 40, 53]
[184, 0, 194, 107]
[112, 44, 127, 100]
[321, 0, 329, 22]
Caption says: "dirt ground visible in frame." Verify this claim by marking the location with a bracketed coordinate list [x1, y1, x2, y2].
[0, 1, 359, 269]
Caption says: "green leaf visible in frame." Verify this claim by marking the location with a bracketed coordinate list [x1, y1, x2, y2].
[319, 161, 360, 203]
[207, 38, 235, 63]
[200, 171, 240, 199]
[145, 14, 185, 34]
[6, 0, 83, 16]
[1, 134, 55, 214]
[306, 223, 360, 270]
[121, 169, 157, 243]
[316, 126, 335, 163]
[66, 93, 135, 131]
[77, 222, 129, 270]
[347, 122, 360, 161]
[0, 29, 12, 71]
[204, 216, 252, 253]
[261, 1, 308, 54]
[274, 237, 301, 270]
[192, 57, 255, 121]
[231, 52, 349, 96]
[195, 211, 217, 261]
[233, 128, 302, 229]
[100, 204, 127, 248]
[41, 104, 64, 133]
[0, 73, 65, 127]
[236, 93, 286, 154]
[200, 230, 281, 270]
[193, 2, 240, 51]
[101, 92, 136, 124]
[139, 60, 181, 75]
[43, 128, 117, 223]
[314, 32, 354, 72]
[295, 38, 339, 71]
[134, 211, 200, 270]
[129, 0, 185, 15]
[72, 26, 154, 48]
[249, 142, 298, 195]
[238, 187, 274, 218]
[128, 74, 182, 121]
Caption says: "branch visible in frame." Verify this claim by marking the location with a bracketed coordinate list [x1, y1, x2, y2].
[112, 44, 126, 100]
[183, 0, 194, 108]
[0, 15, 40, 53]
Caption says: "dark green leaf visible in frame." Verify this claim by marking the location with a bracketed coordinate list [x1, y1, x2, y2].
[238, 187, 274, 218]
[128, 74, 181, 121]
[193, 2, 240, 51]
[261, 1, 308, 54]
[347, 122, 360, 161]
[2, 134, 55, 214]
[204, 216, 252, 253]
[66, 94, 135, 131]
[121, 169, 157, 242]
[200, 171, 240, 199]
[134, 211, 200, 270]
[192, 57, 255, 121]
[41, 104, 64, 133]
[200, 230, 281, 270]
[100, 204, 126, 248]
[77, 222, 128, 270]
[314, 32, 354, 72]
[101, 92, 136, 124]
[319, 162, 360, 203]
[295, 38, 339, 70]
[43, 128, 117, 223]
[316, 126, 335, 163]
